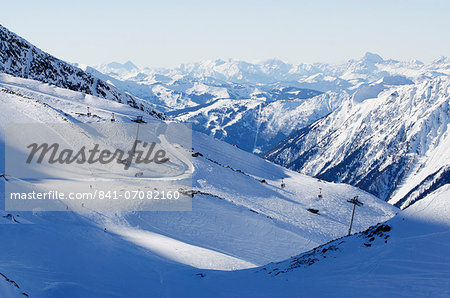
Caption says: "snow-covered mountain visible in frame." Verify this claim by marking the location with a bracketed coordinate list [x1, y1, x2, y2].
[90, 53, 450, 154]
[174, 91, 348, 153]
[0, 72, 396, 297]
[0, 25, 165, 120]
[87, 62, 324, 111]
[0, 24, 448, 297]
[0, 25, 397, 295]
[265, 76, 450, 209]
[86, 62, 326, 153]
[93, 53, 450, 98]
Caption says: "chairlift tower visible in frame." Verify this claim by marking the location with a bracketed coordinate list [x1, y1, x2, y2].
[130, 116, 146, 155]
[347, 196, 364, 236]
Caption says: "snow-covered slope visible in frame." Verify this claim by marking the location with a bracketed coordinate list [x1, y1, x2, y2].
[265, 77, 450, 209]
[171, 184, 450, 297]
[0, 73, 396, 296]
[0, 25, 164, 120]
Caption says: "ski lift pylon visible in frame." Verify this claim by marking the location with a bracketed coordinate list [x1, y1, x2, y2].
[132, 115, 146, 123]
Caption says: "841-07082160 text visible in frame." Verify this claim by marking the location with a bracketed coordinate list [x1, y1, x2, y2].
[9, 190, 181, 201]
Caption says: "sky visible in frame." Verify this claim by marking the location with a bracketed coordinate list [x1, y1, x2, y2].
[1, 0, 449, 68]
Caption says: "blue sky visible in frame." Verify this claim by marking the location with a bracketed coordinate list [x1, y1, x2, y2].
[1, 0, 449, 67]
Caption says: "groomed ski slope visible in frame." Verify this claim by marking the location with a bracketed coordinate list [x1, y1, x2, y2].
[0, 74, 396, 297]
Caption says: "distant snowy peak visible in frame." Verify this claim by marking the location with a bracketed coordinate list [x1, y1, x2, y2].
[106, 60, 138, 71]
[432, 56, 450, 65]
[94, 52, 450, 96]
[362, 52, 384, 63]
[174, 58, 295, 84]
[265, 77, 450, 209]
[0, 25, 164, 119]
[87, 52, 450, 156]
[94, 61, 140, 77]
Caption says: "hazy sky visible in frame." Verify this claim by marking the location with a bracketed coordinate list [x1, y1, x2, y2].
[1, 0, 449, 68]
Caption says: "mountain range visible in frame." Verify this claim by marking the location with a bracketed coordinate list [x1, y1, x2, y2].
[88, 53, 450, 154]
[0, 24, 449, 297]
[265, 72, 449, 209]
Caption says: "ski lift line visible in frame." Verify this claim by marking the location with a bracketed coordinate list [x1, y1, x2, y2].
[199, 154, 289, 192]
[199, 150, 281, 181]
[36, 117, 129, 184]
[190, 140, 268, 168]
[195, 191, 318, 232]
[196, 147, 276, 178]
[3, 84, 129, 129]
[191, 143, 282, 179]
[191, 192, 325, 240]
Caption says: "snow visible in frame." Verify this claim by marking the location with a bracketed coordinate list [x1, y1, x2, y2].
[173, 91, 345, 153]
[87, 52, 450, 155]
[109, 225, 256, 270]
[0, 74, 397, 296]
[0, 272, 28, 298]
[0, 25, 164, 121]
[161, 185, 450, 297]
[0, 23, 448, 297]
[266, 77, 450, 208]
